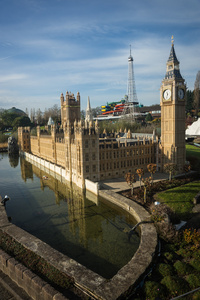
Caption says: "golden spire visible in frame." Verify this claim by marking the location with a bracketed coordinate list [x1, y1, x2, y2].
[171, 35, 174, 46]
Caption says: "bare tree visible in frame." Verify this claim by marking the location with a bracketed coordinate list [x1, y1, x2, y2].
[25, 108, 29, 117]
[125, 172, 136, 195]
[147, 163, 157, 182]
[35, 108, 43, 125]
[142, 176, 152, 203]
[193, 71, 200, 116]
[50, 104, 61, 124]
[43, 108, 50, 124]
[30, 108, 35, 123]
[136, 168, 144, 188]
[164, 163, 177, 181]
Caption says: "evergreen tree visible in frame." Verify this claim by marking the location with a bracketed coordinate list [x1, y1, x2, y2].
[193, 71, 200, 116]
[186, 90, 194, 114]
[145, 113, 153, 122]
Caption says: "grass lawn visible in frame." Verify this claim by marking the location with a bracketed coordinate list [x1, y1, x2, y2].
[156, 181, 200, 220]
[186, 143, 200, 170]
[186, 143, 200, 158]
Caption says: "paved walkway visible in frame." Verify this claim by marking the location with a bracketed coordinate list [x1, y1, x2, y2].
[99, 172, 169, 193]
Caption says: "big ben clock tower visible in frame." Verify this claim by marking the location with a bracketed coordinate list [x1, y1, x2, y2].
[160, 36, 186, 172]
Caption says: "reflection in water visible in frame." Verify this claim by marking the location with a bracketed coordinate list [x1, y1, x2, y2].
[1, 154, 140, 278]
[8, 153, 19, 168]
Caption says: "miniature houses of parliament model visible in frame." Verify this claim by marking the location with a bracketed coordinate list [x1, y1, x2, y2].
[18, 39, 186, 190]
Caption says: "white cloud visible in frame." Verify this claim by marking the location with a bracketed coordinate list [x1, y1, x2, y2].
[0, 74, 28, 82]
[0, 0, 200, 112]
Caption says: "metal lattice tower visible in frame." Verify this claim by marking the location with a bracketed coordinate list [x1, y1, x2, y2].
[127, 45, 138, 104]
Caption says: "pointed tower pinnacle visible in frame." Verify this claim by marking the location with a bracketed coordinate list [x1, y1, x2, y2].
[165, 36, 182, 80]
[85, 96, 93, 122]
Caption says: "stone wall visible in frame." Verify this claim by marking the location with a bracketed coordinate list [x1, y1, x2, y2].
[0, 190, 157, 300]
[0, 249, 67, 300]
[18, 125, 160, 188]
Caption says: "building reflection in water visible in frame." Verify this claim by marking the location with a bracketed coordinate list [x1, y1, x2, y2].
[8, 153, 19, 168]
[18, 156, 139, 278]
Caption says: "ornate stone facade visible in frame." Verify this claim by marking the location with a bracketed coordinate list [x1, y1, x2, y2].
[18, 41, 186, 189]
[160, 38, 186, 172]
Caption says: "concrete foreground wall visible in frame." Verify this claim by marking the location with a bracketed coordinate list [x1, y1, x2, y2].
[0, 249, 67, 300]
[0, 186, 157, 300]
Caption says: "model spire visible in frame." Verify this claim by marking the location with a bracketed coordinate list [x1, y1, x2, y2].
[171, 35, 174, 46]
[85, 96, 93, 122]
[127, 45, 137, 103]
[165, 36, 182, 80]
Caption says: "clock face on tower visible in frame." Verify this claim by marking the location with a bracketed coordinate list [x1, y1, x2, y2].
[163, 89, 171, 100]
[178, 88, 185, 100]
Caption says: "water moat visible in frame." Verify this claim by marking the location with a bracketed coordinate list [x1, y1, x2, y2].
[0, 153, 140, 279]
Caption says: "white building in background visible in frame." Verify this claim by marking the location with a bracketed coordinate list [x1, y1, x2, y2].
[47, 116, 55, 126]
[186, 118, 200, 136]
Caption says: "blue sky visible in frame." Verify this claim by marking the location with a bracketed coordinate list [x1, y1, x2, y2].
[0, 0, 200, 113]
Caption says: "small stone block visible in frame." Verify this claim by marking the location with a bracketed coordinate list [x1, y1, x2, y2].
[30, 276, 46, 300]
[15, 263, 27, 287]
[42, 284, 57, 300]
[0, 251, 11, 274]
[53, 292, 69, 300]
[7, 257, 18, 281]
[22, 269, 36, 295]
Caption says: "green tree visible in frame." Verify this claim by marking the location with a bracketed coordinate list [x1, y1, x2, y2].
[12, 116, 31, 129]
[186, 90, 194, 114]
[145, 113, 153, 122]
[1, 111, 19, 127]
[193, 71, 200, 116]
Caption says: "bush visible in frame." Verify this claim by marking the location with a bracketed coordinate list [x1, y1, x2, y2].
[144, 280, 166, 300]
[190, 258, 200, 272]
[161, 275, 189, 297]
[193, 249, 200, 260]
[0, 134, 8, 143]
[173, 260, 193, 276]
[193, 290, 200, 300]
[157, 263, 174, 277]
[186, 274, 200, 289]
[163, 252, 175, 262]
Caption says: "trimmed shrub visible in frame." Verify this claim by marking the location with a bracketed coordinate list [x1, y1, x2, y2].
[190, 258, 200, 272]
[157, 263, 174, 277]
[186, 274, 200, 289]
[161, 275, 189, 297]
[193, 249, 200, 260]
[163, 252, 175, 262]
[144, 281, 166, 300]
[164, 243, 177, 253]
[193, 290, 200, 300]
[173, 260, 193, 276]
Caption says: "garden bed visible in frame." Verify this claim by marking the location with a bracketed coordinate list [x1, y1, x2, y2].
[121, 174, 200, 299]
[121, 176, 198, 211]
